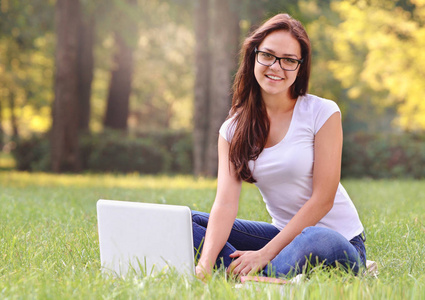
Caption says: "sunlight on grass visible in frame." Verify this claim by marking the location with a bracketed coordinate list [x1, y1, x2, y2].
[0, 171, 218, 189]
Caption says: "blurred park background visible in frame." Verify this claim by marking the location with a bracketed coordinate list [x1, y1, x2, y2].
[1, 0, 425, 178]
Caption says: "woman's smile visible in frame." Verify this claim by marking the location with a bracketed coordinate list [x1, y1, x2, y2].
[265, 74, 284, 81]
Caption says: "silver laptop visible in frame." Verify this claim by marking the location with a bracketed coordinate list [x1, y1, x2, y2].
[97, 199, 195, 277]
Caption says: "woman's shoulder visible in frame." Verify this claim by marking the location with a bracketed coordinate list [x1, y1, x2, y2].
[298, 94, 340, 113]
[297, 94, 341, 134]
[219, 114, 238, 142]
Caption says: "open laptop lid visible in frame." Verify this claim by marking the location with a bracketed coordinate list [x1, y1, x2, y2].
[97, 199, 195, 277]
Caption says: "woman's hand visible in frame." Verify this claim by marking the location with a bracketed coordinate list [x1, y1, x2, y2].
[228, 249, 271, 276]
[195, 261, 213, 281]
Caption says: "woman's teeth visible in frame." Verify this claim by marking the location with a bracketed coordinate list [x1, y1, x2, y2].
[266, 75, 283, 80]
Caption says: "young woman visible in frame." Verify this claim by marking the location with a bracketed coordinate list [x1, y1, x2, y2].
[192, 13, 366, 278]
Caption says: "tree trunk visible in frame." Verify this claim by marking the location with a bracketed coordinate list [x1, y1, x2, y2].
[103, 32, 134, 130]
[50, 0, 81, 172]
[193, 0, 210, 176]
[103, 0, 138, 131]
[77, 13, 94, 132]
[8, 91, 19, 140]
[205, 0, 240, 176]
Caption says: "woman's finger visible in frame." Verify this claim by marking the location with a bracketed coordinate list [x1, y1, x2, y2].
[228, 257, 241, 273]
[229, 250, 244, 258]
[239, 265, 252, 276]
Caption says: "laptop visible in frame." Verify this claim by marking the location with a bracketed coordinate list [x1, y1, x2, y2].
[97, 199, 195, 277]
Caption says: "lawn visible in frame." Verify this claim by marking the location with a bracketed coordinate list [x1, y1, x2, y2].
[0, 170, 424, 299]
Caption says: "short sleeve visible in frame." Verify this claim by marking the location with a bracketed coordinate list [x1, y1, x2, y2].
[313, 99, 341, 135]
[219, 116, 237, 142]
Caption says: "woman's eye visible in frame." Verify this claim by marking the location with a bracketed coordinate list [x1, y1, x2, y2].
[284, 58, 297, 64]
[261, 53, 273, 58]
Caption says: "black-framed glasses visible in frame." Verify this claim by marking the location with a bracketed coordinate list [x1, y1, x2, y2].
[255, 47, 303, 71]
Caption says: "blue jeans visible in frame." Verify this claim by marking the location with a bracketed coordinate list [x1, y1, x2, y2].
[192, 211, 366, 277]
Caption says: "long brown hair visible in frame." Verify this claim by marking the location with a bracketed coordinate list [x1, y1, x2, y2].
[229, 14, 311, 183]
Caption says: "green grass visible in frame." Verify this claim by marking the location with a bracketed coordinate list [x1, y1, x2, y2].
[1, 171, 424, 299]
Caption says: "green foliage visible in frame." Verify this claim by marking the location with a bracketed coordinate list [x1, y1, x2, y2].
[342, 132, 425, 178]
[11, 130, 193, 174]
[0, 0, 54, 48]
[11, 134, 49, 171]
[129, 1, 194, 131]
[87, 0, 195, 133]
[328, 0, 425, 130]
[11, 129, 425, 179]
[82, 132, 169, 173]
[0, 34, 55, 135]
[302, 1, 348, 114]
[0, 1, 55, 137]
[81, 130, 193, 174]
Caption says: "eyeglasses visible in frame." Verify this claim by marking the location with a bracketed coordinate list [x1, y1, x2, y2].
[255, 47, 303, 71]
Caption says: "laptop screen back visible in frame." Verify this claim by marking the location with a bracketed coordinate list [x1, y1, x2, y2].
[97, 199, 195, 277]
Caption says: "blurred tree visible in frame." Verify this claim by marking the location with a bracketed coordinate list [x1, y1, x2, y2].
[299, 1, 344, 100]
[204, 0, 240, 176]
[297, 0, 362, 132]
[192, 0, 240, 176]
[86, 0, 194, 134]
[103, 0, 138, 130]
[329, 0, 425, 131]
[77, 12, 95, 132]
[0, 99, 3, 148]
[0, 0, 94, 140]
[193, 0, 210, 176]
[8, 91, 19, 139]
[50, 0, 82, 172]
[0, 0, 55, 140]
[115, 0, 192, 133]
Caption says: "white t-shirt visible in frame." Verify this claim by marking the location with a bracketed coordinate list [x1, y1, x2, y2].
[219, 94, 364, 241]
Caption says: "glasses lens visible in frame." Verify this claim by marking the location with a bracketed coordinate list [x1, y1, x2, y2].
[279, 58, 299, 71]
[257, 52, 276, 66]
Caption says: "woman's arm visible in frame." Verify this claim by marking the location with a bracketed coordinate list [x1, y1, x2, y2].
[196, 135, 242, 277]
[229, 112, 343, 275]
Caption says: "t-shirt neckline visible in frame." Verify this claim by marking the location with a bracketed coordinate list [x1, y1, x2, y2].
[263, 96, 300, 151]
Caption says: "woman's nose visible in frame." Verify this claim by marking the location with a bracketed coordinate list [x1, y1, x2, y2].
[269, 59, 281, 71]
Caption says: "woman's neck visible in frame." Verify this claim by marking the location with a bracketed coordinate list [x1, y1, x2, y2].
[263, 92, 297, 115]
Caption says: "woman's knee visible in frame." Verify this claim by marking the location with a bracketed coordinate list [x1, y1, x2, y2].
[291, 227, 355, 261]
[298, 226, 347, 246]
[268, 227, 362, 277]
[300, 226, 333, 237]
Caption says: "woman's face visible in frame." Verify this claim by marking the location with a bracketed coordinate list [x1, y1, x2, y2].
[254, 30, 302, 100]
